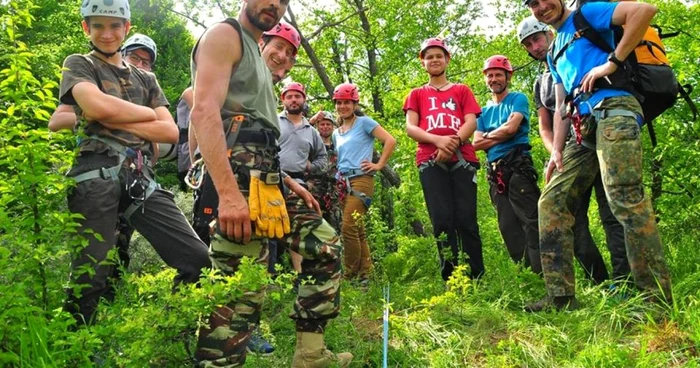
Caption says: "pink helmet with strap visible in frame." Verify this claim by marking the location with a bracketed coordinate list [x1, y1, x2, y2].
[419, 38, 450, 59]
[263, 22, 302, 56]
[332, 83, 359, 102]
[281, 82, 306, 98]
[483, 55, 514, 73]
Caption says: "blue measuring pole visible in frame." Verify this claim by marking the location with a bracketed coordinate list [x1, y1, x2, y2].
[383, 284, 389, 368]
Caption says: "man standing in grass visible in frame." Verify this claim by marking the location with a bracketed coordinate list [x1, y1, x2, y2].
[524, 0, 672, 311]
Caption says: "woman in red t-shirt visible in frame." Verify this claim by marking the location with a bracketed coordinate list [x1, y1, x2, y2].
[403, 38, 485, 281]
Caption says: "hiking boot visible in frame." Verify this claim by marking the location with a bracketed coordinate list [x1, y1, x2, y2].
[247, 331, 274, 355]
[358, 278, 370, 292]
[291, 332, 353, 368]
[525, 295, 579, 312]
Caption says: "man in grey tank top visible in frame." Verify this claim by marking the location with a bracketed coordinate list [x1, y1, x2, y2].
[189, 1, 351, 366]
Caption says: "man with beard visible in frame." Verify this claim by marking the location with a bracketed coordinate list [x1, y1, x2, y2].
[523, 0, 672, 311]
[473, 55, 542, 275]
[517, 16, 629, 286]
[278, 82, 328, 186]
[403, 38, 485, 282]
[189, 0, 352, 364]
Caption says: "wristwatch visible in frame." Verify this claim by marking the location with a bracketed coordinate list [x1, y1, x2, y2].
[608, 52, 624, 68]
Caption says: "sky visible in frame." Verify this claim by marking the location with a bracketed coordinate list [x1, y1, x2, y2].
[175, 0, 505, 39]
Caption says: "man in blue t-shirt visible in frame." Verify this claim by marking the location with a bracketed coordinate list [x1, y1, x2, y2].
[473, 55, 542, 276]
[523, 0, 672, 311]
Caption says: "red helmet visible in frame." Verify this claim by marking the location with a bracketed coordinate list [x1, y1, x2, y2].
[263, 22, 301, 56]
[483, 55, 513, 73]
[281, 82, 306, 98]
[419, 38, 450, 59]
[332, 83, 359, 102]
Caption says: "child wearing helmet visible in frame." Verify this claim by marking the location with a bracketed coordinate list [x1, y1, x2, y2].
[58, 0, 210, 326]
[404, 38, 485, 282]
[332, 82, 396, 286]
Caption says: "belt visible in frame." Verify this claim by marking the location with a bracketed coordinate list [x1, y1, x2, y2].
[287, 171, 306, 180]
[340, 168, 370, 178]
[235, 129, 277, 145]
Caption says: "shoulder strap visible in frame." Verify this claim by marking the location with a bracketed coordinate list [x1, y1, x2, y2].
[219, 18, 245, 60]
[551, 9, 615, 67]
[574, 10, 614, 54]
[652, 25, 681, 39]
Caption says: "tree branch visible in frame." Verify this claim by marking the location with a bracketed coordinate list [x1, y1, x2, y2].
[305, 8, 367, 41]
[167, 7, 208, 29]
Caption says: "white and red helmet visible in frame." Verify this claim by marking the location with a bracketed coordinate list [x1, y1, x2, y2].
[281, 82, 306, 98]
[263, 22, 302, 56]
[483, 55, 514, 73]
[419, 38, 450, 59]
[332, 83, 359, 102]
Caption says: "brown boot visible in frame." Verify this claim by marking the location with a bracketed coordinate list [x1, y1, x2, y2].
[291, 332, 353, 368]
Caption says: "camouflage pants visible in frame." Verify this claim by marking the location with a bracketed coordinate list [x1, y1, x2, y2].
[539, 96, 672, 301]
[195, 145, 342, 367]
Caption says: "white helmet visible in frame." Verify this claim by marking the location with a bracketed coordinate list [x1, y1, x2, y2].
[156, 143, 178, 162]
[123, 33, 157, 64]
[81, 0, 131, 21]
[517, 16, 549, 43]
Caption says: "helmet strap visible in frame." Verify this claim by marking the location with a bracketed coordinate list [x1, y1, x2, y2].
[90, 41, 122, 59]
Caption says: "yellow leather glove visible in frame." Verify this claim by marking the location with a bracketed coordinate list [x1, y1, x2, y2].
[249, 170, 291, 238]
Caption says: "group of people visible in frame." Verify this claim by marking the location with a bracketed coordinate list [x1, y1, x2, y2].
[53, 0, 673, 366]
[402, 0, 672, 313]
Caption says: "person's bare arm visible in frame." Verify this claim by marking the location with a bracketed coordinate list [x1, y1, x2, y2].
[48, 104, 78, 132]
[405, 110, 459, 154]
[101, 106, 178, 143]
[361, 125, 396, 173]
[545, 83, 570, 183]
[190, 23, 251, 243]
[71, 82, 157, 124]
[473, 112, 523, 151]
[538, 107, 554, 154]
[179, 87, 198, 162]
[580, 2, 657, 92]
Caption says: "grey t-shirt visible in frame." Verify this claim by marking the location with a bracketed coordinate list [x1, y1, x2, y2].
[534, 69, 557, 114]
[278, 114, 327, 175]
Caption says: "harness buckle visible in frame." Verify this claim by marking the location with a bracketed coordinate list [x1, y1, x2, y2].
[261, 172, 280, 185]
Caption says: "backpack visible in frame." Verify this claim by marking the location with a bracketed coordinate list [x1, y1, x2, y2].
[550, 5, 697, 146]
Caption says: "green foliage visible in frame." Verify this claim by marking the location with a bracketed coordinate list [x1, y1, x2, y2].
[2, 0, 700, 366]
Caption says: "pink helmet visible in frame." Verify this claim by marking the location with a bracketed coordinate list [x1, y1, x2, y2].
[332, 83, 359, 102]
[281, 82, 306, 98]
[483, 55, 514, 73]
[419, 38, 450, 59]
[263, 22, 302, 56]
